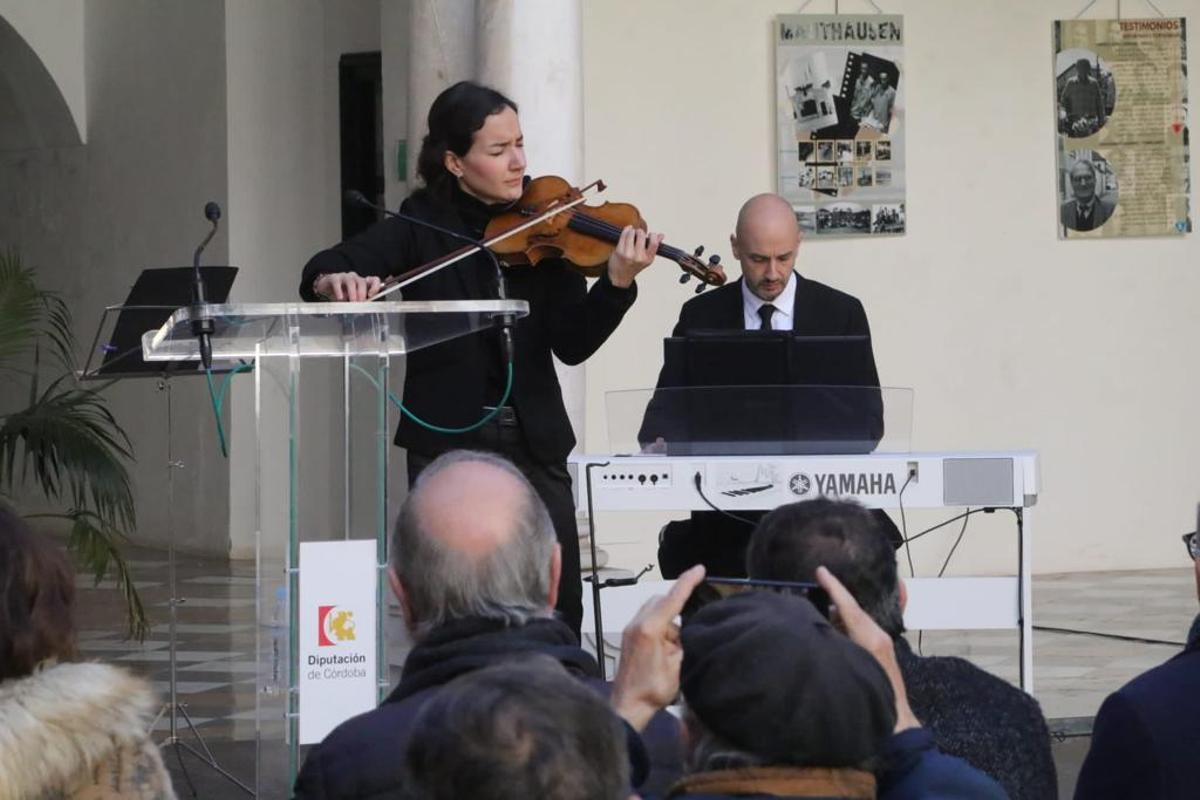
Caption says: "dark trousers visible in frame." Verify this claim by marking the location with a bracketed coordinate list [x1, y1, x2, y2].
[405, 423, 583, 639]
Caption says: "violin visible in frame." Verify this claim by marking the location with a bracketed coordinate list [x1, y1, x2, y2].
[372, 176, 726, 300]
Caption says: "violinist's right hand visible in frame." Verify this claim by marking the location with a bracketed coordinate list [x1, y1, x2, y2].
[313, 271, 383, 301]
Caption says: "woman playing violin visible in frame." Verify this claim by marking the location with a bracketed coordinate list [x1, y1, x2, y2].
[299, 81, 662, 636]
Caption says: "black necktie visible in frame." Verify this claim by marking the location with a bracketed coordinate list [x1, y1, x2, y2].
[757, 304, 777, 330]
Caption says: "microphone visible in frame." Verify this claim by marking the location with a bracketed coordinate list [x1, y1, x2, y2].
[191, 202, 221, 370]
[343, 190, 515, 363]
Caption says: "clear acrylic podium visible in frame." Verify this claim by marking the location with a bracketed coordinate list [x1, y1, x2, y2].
[141, 300, 528, 794]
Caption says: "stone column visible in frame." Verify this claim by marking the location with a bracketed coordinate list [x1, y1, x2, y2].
[477, 0, 587, 452]
[405, 0, 477, 186]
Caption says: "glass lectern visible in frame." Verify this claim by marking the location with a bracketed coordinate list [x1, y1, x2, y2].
[141, 300, 528, 794]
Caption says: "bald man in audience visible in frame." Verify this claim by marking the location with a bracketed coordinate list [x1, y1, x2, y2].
[647, 193, 898, 580]
[293, 450, 685, 800]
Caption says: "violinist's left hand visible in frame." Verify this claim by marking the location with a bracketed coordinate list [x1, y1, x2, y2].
[607, 225, 663, 288]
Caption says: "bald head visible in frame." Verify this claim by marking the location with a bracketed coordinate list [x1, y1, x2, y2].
[732, 194, 802, 302]
[390, 451, 559, 636]
[735, 193, 800, 241]
[411, 459, 527, 558]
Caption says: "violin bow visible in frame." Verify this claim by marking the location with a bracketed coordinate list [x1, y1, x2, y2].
[370, 181, 606, 301]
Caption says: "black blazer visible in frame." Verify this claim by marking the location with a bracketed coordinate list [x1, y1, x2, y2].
[660, 272, 878, 377]
[299, 188, 636, 463]
[640, 273, 881, 446]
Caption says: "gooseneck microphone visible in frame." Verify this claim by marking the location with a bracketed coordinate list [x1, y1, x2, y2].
[342, 190, 515, 363]
[191, 202, 221, 370]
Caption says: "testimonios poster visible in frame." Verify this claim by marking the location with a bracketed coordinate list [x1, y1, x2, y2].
[1054, 18, 1190, 239]
[776, 15, 906, 237]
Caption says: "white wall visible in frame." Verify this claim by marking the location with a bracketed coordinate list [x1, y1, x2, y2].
[78, 2, 232, 554]
[225, 0, 382, 558]
[581, 0, 1200, 577]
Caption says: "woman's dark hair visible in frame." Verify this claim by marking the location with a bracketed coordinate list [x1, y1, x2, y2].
[416, 81, 518, 196]
[0, 508, 77, 680]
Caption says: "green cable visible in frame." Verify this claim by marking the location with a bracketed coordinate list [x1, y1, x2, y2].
[348, 360, 515, 435]
[204, 361, 254, 458]
[204, 353, 508, 456]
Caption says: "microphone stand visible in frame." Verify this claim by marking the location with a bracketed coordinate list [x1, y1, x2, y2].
[191, 202, 221, 371]
[150, 201, 253, 797]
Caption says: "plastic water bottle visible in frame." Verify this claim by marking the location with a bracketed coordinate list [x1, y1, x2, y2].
[269, 585, 288, 628]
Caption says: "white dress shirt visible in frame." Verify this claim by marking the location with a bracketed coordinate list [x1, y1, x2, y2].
[741, 272, 797, 330]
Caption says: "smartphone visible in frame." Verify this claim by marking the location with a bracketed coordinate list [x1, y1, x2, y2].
[681, 575, 832, 621]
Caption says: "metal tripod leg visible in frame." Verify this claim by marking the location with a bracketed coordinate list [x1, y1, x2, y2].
[152, 377, 254, 796]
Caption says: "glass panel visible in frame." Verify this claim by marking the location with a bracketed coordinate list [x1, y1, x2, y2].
[604, 385, 914, 456]
[140, 300, 527, 361]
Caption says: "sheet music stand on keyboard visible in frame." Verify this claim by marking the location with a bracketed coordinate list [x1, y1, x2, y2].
[81, 267, 253, 796]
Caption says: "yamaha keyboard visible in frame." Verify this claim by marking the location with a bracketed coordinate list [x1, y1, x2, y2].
[569, 451, 1038, 513]
[569, 450, 1039, 693]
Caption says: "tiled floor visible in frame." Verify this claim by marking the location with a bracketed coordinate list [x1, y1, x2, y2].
[74, 544, 1198, 797]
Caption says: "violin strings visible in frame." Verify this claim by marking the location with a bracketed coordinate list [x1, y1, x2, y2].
[568, 212, 689, 262]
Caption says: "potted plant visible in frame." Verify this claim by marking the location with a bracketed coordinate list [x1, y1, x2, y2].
[0, 249, 147, 638]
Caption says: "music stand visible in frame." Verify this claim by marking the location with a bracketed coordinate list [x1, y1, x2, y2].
[82, 267, 253, 796]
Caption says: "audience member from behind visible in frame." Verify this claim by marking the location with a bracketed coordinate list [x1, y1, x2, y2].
[403, 657, 634, 800]
[672, 578, 1006, 799]
[674, 590, 895, 798]
[747, 498, 1055, 800]
[293, 450, 684, 799]
[0, 509, 176, 800]
[1073, 510, 1200, 799]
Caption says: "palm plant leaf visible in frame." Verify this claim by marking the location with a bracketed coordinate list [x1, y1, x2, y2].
[0, 249, 75, 376]
[0, 250, 145, 639]
[0, 375, 136, 530]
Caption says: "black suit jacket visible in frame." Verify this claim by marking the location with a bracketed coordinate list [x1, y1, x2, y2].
[640, 273, 881, 446]
[299, 187, 636, 463]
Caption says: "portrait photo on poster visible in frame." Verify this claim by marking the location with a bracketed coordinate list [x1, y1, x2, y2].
[844, 51, 901, 134]
[1060, 150, 1119, 232]
[1056, 48, 1117, 138]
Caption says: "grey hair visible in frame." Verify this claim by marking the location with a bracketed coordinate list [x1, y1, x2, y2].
[684, 708, 767, 773]
[391, 450, 556, 636]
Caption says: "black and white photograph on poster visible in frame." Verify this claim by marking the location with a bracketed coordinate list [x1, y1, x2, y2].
[795, 206, 817, 235]
[816, 202, 871, 233]
[1059, 150, 1118, 232]
[776, 14, 905, 237]
[1056, 49, 1116, 138]
[846, 51, 900, 133]
[799, 166, 816, 189]
[782, 51, 840, 134]
[1053, 18, 1189, 239]
[872, 203, 906, 233]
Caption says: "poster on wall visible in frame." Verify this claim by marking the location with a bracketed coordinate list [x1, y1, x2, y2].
[775, 15, 906, 237]
[1053, 18, 1190, 239]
